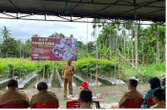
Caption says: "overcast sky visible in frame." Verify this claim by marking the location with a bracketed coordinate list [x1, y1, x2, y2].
[0, 13, 151, 44]
[0, 17, 96, 44]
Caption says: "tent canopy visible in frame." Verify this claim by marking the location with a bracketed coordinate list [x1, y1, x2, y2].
[0, 0, 165, 22]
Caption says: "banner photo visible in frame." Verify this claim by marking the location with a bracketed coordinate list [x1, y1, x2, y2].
[32, 37, 77, 61]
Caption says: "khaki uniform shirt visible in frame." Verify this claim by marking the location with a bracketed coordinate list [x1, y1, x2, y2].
[0, 88, 29, 107]
[30, 90, 59, 108]
[119, 89, 143, 108]
[62, 64, 75, 81]
[150, 101, 165, 108]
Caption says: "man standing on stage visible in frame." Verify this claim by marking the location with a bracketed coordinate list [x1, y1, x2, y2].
[62, 59, 75, 99]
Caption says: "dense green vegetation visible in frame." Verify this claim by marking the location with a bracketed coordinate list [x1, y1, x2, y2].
[121, 63, 165, 82]
[0, 58, 118, 77]
[0, 58, 37, 78]
[0, 58, 165, 82]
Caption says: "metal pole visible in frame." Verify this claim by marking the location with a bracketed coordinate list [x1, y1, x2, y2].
[65, 0, 69, 15]
[133, 0, 137, 20]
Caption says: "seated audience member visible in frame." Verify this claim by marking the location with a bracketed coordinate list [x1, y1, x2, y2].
[119, 79, 143, 108]
[161, 77, 165, 91]
[79, 89, 93, 109]
[141, 77, 161, 108]
[0, 79, 29, 108]
[151, 88, 165, 108]
[30, 82, 59, 108]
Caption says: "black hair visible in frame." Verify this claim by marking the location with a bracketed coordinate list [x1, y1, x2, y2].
[8, 79, 18, 88]
[162, 77, 166, 86]
[149, 77, 161, 89]
[79, 89, 92, 103]
[153, 88, 165, 101]
[129, 79, 138, 88]
[37, 82, 48, 91]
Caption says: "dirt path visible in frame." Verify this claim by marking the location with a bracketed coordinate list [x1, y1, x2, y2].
[24, 84, 149, 108]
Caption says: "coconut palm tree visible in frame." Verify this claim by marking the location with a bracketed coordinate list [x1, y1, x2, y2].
[1, 26, 10, 40]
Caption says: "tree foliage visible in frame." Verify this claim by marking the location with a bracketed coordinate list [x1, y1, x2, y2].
[0, 22, 165, 65]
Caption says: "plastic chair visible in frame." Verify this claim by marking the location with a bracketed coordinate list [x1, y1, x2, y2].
[0, 103, 25, 108]
[66, 100, 101, 109]
[147, 97, 154, 108]
[66, 100, 80, 108]
[33, 102, 58, 108]
[125, 98, 144, 108]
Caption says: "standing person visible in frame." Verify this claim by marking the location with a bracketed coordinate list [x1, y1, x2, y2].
[30, 82, 59, 108]
[0, 79, 29, 108]
[62, 59, 75, 99]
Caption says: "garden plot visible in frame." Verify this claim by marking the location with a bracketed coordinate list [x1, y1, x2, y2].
[74, 74, 102, 86]
[0, 78, 10, 89]
[90, 74, 125, 85]
[18, 72, 37, 89]
[56, 69, 64, 88]
[48, 72, 54, 88]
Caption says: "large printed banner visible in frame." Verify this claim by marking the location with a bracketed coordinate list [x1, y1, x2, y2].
[32, 37, 77, 61]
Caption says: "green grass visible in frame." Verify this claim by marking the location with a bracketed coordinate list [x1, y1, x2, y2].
[120, 63, 165, 82]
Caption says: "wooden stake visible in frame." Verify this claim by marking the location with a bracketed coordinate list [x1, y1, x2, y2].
[54, 64, 56, 78]
[54, 64, 57, 85]
[118, 64, 121, 80]
[12, 65, 15, 79]
[96, 71, 98, 86]
[43, 65, 46, 80]
[96, 61, 98, 87]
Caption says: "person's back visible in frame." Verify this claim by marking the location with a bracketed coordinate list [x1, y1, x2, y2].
[0, 79, 29, 108]
[30, 82, 59, 108]
[122, 89, 143, 99]
[119, 79, 143, 108]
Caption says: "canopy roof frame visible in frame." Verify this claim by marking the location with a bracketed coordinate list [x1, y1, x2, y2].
[0, 12, 165, 26]
[0, 0, 165, 22]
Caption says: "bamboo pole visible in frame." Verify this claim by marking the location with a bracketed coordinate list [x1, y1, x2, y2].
[156, 24, 160, 64]
[96, 24, 98, 87]
[54, 64, 57, 87]
[135, 24, 139, 75]
[86, 18, 90, 83]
